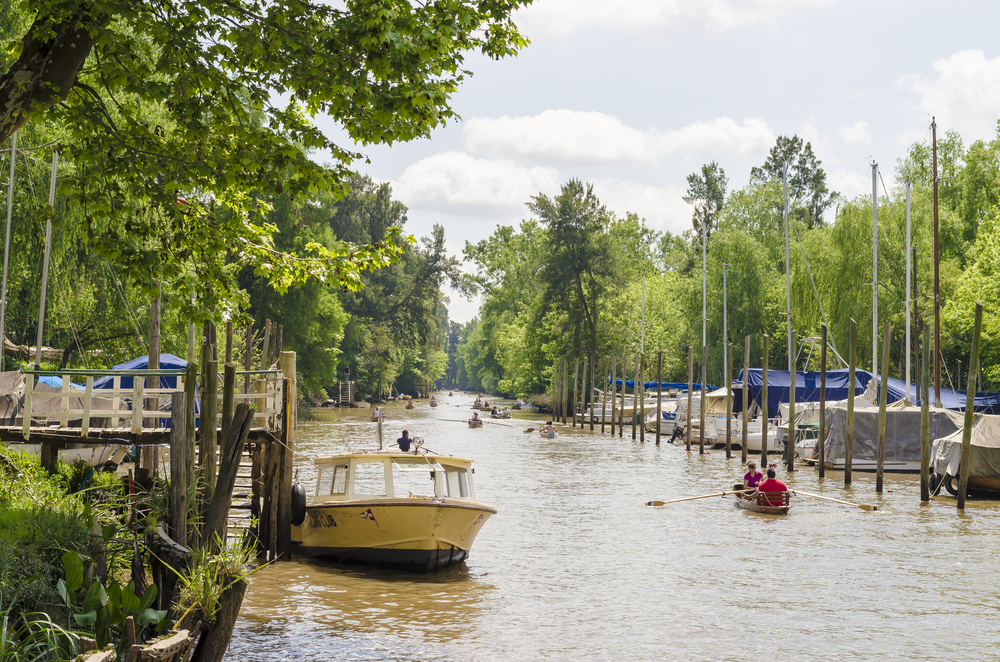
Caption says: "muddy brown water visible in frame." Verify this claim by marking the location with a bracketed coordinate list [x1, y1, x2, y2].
[228, 394, 1000, 661]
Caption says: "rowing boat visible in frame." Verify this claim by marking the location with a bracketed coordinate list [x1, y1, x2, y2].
[735, 492, 790, 515]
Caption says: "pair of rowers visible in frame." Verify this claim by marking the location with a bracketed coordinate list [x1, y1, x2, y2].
[734, 460, 788, 507]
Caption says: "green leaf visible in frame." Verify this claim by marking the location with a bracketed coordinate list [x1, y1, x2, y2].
[138, 583, 158, 613]
[73, 610, 97, 627]
[136, 608, 166, 628]
[82, 580, 108, 612]
[101, 522, 118, 543]
[62, 552, 84, 593]
[120, 583, 141, 614]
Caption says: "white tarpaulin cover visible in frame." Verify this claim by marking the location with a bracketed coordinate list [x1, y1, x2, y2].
[822, 404, 964, 463]
[932, 415, 1000, 478]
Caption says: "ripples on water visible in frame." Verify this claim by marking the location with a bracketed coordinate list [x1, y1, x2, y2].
[229, 396, 1000, 661]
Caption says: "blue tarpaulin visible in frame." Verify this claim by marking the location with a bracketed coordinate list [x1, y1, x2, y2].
[735, 368, 1000, 417]
[38, 375, 84, 389]
[93, 354, 188, 390]
[608, 378, 717, 391]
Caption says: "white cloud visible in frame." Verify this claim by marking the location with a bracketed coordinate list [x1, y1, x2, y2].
[391, 151, 560, 217]
[837, 121, 872, 145]
[898, 50, 1000, 142]
[827, 168, 869, 200]
[591, 179, 692, 234]
[516, 0, 837, 38]
[463, 110, 775, 165]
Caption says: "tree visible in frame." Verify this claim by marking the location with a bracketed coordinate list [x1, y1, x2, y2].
[751, 135, 834, 228]
[683, 161, 728, 239]
[0, 0, 530, 317]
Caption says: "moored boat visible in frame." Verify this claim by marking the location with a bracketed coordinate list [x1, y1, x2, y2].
[291, 448, 496, 572]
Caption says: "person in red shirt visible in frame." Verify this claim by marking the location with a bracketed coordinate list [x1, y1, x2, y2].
[756, 467, 788, 506]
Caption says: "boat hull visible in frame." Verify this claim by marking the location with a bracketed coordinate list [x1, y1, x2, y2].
[292, 500, 495, 572]
[539, 431, 557, 439]
[735, 495, 789, 515]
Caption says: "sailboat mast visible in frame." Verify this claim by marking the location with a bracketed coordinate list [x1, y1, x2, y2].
[905, 179, 912, 401]
[34, 150, 58, 369]
[783, 162, 792, 371]
[872, 161, 878, 378]
[0, 131, 17, 366]
[932, 117, 941, 406]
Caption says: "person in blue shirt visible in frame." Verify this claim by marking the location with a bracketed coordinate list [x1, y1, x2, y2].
[397, 429, 413, 452]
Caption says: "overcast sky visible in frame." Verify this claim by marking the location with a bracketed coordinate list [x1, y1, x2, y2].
[315, 0, 1000, 323]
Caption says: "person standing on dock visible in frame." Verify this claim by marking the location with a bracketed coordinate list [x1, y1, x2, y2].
[756, 467, 788, 507]
[397, 429, 413, 452]
[735, 461, 763, 492]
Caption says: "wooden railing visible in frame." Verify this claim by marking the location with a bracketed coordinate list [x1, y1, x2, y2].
[20, 368, 284, 439]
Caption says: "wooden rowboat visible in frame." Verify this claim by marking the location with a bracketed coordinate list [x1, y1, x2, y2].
[735, 492, 790, 515]
[468, 418, 484, 428]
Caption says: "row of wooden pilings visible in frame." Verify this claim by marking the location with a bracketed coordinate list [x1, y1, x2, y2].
[552, 302, 985, 509]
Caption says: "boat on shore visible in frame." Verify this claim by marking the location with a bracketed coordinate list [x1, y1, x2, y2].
[291, 448, 495, 572]
[735, 491, 790, 515]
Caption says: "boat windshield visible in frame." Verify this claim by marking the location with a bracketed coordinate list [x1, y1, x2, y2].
[391, 461, 438, 498]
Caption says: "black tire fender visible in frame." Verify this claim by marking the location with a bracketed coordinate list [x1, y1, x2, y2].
[944, 474, 959, 496]
[291, 483, 307, 526]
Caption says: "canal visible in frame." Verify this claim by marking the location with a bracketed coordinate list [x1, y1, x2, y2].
[228, 393, 1000, 661]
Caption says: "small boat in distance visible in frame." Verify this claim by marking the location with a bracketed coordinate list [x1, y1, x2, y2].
[291, 447, 496, 572]
[469, 417, 483, 428]
[539, 430, 557, 439]
[429, 397, 438, 408]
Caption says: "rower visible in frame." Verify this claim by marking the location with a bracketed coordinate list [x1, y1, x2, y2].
[756, 467, 789, 507]
[540, 421, 557, 434]
[734, 460, 762, 493]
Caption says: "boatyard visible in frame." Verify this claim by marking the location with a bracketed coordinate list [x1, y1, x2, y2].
[228, 394, 1000, 661]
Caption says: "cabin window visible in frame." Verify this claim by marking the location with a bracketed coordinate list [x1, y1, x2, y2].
[330, 464, 348, 495]
[445, 468, 471, 499]
[391, 462, 436, 498]
[352, 462, 386, 497]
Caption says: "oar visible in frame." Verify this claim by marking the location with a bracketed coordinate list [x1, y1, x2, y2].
[524, 428, 535, 433]
[645, 489, 754, 507]
[792, 490, 878, 512]
[483, 419, 515, 428]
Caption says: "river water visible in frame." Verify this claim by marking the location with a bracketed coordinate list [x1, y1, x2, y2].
[228, 393, 1000, 661]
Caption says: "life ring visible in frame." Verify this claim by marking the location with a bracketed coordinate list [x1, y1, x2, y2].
[290, 483, 307, 526]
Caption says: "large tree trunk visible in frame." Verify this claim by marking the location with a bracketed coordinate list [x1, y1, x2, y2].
[0, 9, 108, 144]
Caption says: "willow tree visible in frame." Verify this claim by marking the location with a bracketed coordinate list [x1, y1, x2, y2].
[0, 0, 530, 317]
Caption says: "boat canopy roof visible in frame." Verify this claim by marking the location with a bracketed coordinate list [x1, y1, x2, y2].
[607, 378, 716, 391]
[314, 451, 473, 467]
[933, 414, 1000, 478]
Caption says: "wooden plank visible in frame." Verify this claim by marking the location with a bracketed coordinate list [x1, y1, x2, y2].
[204, 403, 253, 552]
[81, 376, 93, 437]
[60, 375, 69, 427]
[170, 392, 187, 548]
[277, 378, 292, 559]
[131, 379, 144, 434]
[958, 302, 983, 510]
[201, 360, 219, 504]
[110, 375, 121, 428]
[184, 363, 197, 547]
[876, 320, 891, 493]
[22, 375, 32, 440]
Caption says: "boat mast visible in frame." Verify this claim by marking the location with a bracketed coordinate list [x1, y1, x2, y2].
[905, 179, 912, 401]
[723, 262, 728, 373]
[932, 117, 941, 406]
[641, 271, 645, 354]
[872, 161, 878, 378]
[783, 162, 792, 371]
[34, 150, 58, 369]
[702, 220, 706, 349]
[0, 131, 16, 366]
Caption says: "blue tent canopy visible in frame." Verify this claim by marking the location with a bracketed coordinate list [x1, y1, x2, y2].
[93, 354, 188, 390]
[38, 375, 84, 389]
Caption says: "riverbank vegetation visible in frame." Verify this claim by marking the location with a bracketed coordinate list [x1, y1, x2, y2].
[455, 125, 1000, 397]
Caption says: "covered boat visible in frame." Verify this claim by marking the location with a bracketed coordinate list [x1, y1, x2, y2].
[291, 449, 495, 572]
[932, 414, 1000, 495]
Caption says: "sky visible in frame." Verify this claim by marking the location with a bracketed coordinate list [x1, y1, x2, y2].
[314, 0, 1000, 323]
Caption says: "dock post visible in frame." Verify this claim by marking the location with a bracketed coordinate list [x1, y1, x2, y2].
[655, 351, 663, 446]
[226, 321, 234, 364]
[261, 319, 272, 370]
[572, 358, 579, 428]
[589, 355, 596, 431]
[958, 303, 983, 509]
[277, 378, 293, 558]
[201, 360, 219, 505]
[788, 328, 796, 471]
[846, 319, 856, 485]
[631, 354, 638, 441]
[221, 364, 236, 471]
[620, 355, 626, 438]
[277, 324, 283, 356]
[610, 357, 617, 436]
[726, 342, 732, 460]
[244, 321, 253, 393]
[601, 357, 608, 434]
[639, 353, 645, 443]
[819, 324, 827, 478]
[562, 359, 569, 425]
[876, 320, 891, 493]
[184, 362, 198, 546]
[742, 336, 750, 464]
[686, 346, 693, 451]
[920, 326, 930, 502]
[699, 345, 706, 455]
[761, 334, 769, 468]
[169, 392, 188, 548]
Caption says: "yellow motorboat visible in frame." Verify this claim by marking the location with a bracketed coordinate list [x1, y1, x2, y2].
[291, 447, 496, 572]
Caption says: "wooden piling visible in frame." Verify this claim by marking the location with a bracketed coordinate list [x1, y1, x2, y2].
[184, 363, 198, 547]
[639, 353, 646, 443]
[761, 334, 769, 467]
[277, 379, 293, 558]
[225, 322, 233, 364]
[699, 345, 706, 455]
[220, 363, 236, 484]
[846, 319, 856, 485]
[876, 320, 891, 493]
[572, 358, 580, 428]
[920, 326, 931, 502]
[203, 403, 253, 553]
[589, 355, 596, 431]
[201, 360, 219, 505]
[620, 355, 626, 438]
[277, 324, 283, 356]
[244, 321, 253, 393]
[601, 357, 608, 434]
[631, 354, 639, 441]
[610, 357, 616, 436]
[169, 392, 187, 548]
[261, 319, 272, 370]
[958, 302, 983, 510]
[686, 346, 693, 451]
[561, 359, 569, 425]
[144, 287, 161, 471]
[725, 342, 732, 460]
[788, 329, 796, 471]
[819, 324, 827, 478]
[655, 351, 663, 446]
[742, 336, 750, 464]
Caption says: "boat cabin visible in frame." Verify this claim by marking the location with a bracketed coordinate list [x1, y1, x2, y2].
[311, 452, 480, 504]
